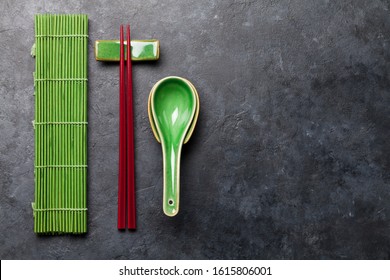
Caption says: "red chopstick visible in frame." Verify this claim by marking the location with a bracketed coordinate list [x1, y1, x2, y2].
[126, 25, 136, 229]
[118, 25, 126, 229]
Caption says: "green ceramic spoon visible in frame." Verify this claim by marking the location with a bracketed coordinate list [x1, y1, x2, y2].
[149, 77, 198, 217]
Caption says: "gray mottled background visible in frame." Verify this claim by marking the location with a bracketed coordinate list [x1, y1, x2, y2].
[0, 0, 389, 259]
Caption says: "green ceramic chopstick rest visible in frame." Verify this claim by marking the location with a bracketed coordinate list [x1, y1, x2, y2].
[148, 77, 199, 217]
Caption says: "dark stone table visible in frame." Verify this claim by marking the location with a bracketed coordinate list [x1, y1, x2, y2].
[1, 0, 389, 259]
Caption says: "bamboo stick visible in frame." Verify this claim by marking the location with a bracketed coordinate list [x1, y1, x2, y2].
[83, 14, 88, 233]
[48, 14, 52, 233]
[48, 14, 51, 232]
[57, 14, 61, 232]
[76, 14, 81, 233]
[60, 14, 63, 233]
[64, 14, 68, 233]
[34, 14, 39, 233]
[70, 14, 74, 233]
[41, 14, 45, 233]
[55, 14, 58, 232]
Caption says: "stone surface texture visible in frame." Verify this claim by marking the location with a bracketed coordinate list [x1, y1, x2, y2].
[0, 0, 389, 259]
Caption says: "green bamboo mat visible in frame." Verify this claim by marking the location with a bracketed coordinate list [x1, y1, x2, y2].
[32, 14, 88, 234]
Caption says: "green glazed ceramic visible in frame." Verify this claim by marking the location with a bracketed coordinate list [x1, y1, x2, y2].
[148, 80, 200, 144]
[95, 40, 159, 61]
[149, 77, 199, 217]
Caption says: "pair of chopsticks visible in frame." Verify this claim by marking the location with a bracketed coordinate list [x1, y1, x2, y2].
[118, 25, 136, 230]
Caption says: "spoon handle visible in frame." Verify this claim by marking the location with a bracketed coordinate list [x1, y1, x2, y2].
[162, 142, 182, 216]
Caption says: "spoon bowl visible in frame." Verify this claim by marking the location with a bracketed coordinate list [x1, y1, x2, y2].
[148, 76, 199, 216]
[148, 79, 199, 144]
